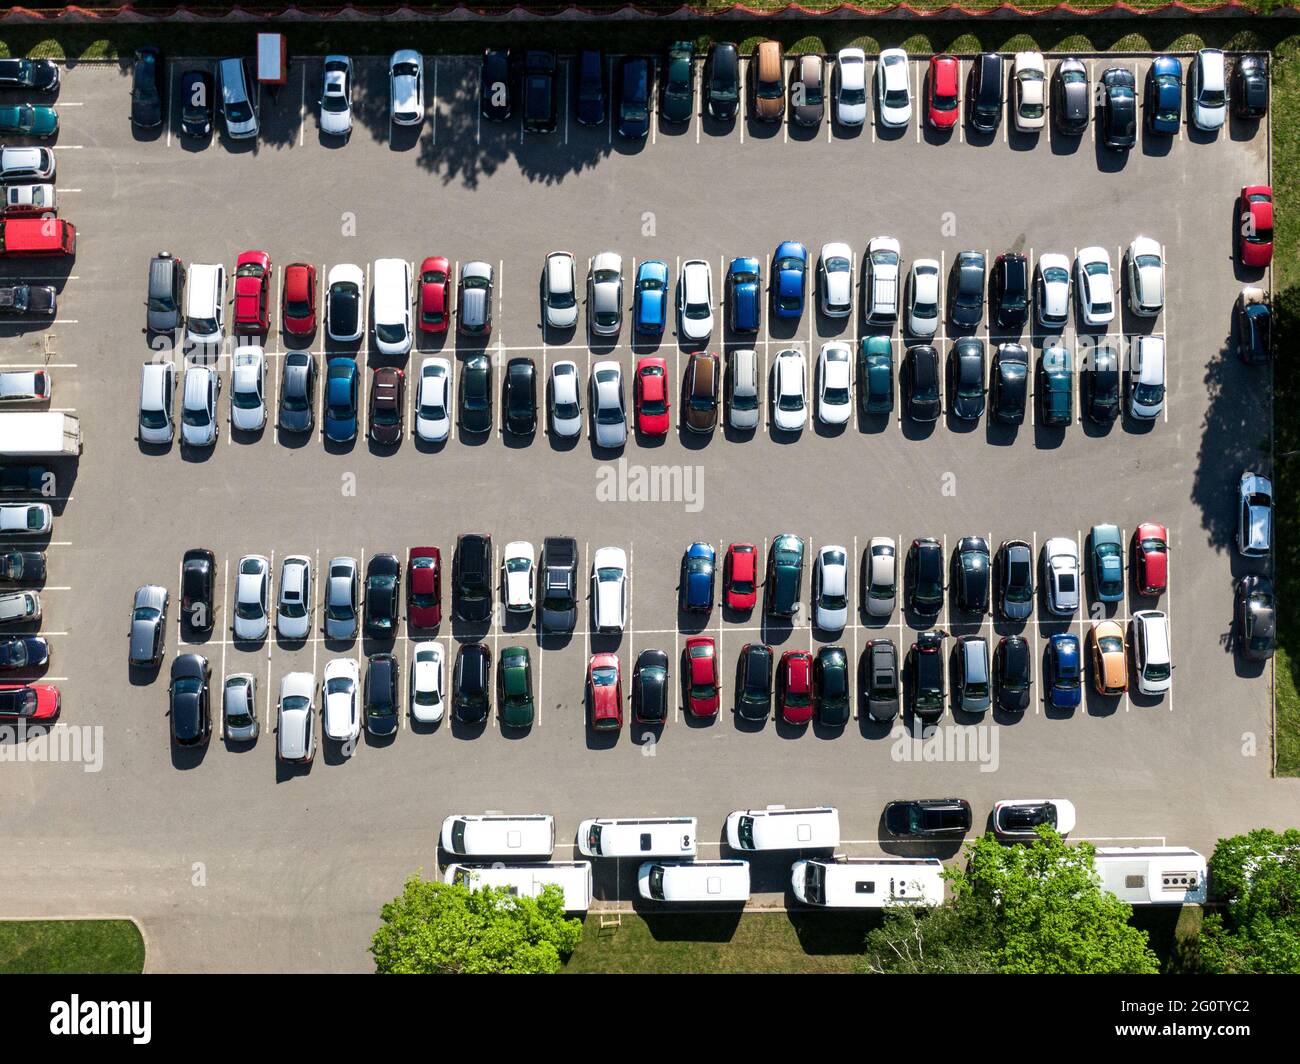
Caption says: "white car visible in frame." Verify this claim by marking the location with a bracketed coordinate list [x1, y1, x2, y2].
[0, 503, 51, 535]
[814, 545, 849, 632]
[1036, 253, 1071, 329]
[866, 236, 902, 324]
[543, 251, 578, 330]
[319, 55, 353, 137]
[1043, 537, 1080, 616]
[1191, 48, 1227, 132]
[993, 799, 1077, 839]
[1131, 610, 1172, 696]
[1125, 236, 1164, 317]
[875, 48, 911, 128]
[410, 642, 445, 724]
[590, 360, 626, 448]
[1013, 51, 1046, 132]
[772, 349, 807, 433]
[502, 541, 536, 613]
[277, 554, 313, 640]
[1238, 471, 1273, 558]
[816, 342, 852, 426]
[325, 263, 364, 343]
[591, 547, 628, 634]
[1128, 335, 1166, 421]
[389, 49, 424, 126]
[5, 183, 55, 214]
[415, 357, 451, 443]
[276, 671, 316, 765]
[907, 258, 941, 337]
[0, 147, 54, 182]
[0, 370, 51, 403]
[818, 242, 853, 318]
[180, 364, 220, 448]
[233, 554, 270, 641]
[549, 360, 582, 438]
[1074, 247, 1115, 327]
[230, 345, 266, 432]
[863, 536, 897, 618]
[835, 48, 868, 126]
[138, 361, 175, 445]
[322, 657, 360, 744]
[678, 259, 714, 343]
[588, 252, 623, 338]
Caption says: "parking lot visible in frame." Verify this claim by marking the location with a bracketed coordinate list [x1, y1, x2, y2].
[0, 51, 1293, 971]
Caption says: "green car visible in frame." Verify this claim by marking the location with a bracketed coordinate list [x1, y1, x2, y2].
[766, 533, 805, 619]
[498, 645, 534, 728]
[858, 335, 894, 415]
[1089, 523, 1125, 603]
[1039, 344, 1073, 427]
[814, 646, 850, 727]
[0, 104, 58, 137]
[660, 42, 695, 123]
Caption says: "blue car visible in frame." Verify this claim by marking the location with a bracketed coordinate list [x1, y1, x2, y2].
[727, 256, 761, 334]
[679, 542, 716, 612]
[1144, 55, 1182, 135]
[634, 259, 669, 335]
[323, 357, 359, 442]
[772, 241, 808, 320]
[1046, 633, 1082, 710]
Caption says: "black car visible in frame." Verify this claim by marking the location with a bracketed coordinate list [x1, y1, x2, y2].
[574, 49, 606, 126]
[179, 70, 213, 137]
[480, 48, 513, 120]
[948, 250, 986, 329]
[947, 338, 986, 421]
[885, 797, 972, 837]
[1235, 292, 1271, 365]
[453, 533, 493, 624]
[1099, 67, 1136, 150]
[0, 464, 50, 494]
[953, 537, 990, 614]
[633, 648, 669, 723]
[131, 46, 164, 129]
[904, 345, 941, 422]
[0, 58, 59, 92]
[997, 540, 1035, 621]
[453, 643, 491, 723]
[813, 646, 850, 727]
[327, 270, 361, 340]
[504, 357, 537, 435]
[0, 550, 44, 584]
[364, 653, 400, 736]
[862, 639, 899, 722]
[459, 354, 493, 435]
[0, 283, 56, 318]
[735, 643, 773, 721]
[169, 653, 212, 747]
[0, 635, 48, 670]
[990, 252, 1028, 329]
[966, 53, 1003, 133]
[181, 547, 215, 632]
[617, 56, 651, 139]
[521, 50, 557, 133]
[1051, 57, 1089, 136]
[1085, 342, 1121, 424]
[906, 538, 944, 618]
[364, 553, 401, 638]
[1232, 55, 1268, 119]
[1235, 574, 1275, 662]
[991, 343, 1028, 424]
[995, 635, 1032, 712]
[705, 42, 740, 121]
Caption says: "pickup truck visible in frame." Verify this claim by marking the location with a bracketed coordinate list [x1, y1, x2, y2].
[540, 536, 578, 633]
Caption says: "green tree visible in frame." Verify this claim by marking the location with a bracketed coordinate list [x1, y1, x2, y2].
[1198, 828, 1300, 974]
[371, 875, 583, 974]
[861, 892, 997, 973]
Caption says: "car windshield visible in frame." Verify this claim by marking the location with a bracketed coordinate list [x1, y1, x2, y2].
[375, 322, 407, 345]
[232, 381, 261, 409]
[1200, 86, 1225, 107]
[183, 399, 211, 427]
[140, 406, 168, 430]
[841, 86, 866, 105]
[592, 667, 617, 687]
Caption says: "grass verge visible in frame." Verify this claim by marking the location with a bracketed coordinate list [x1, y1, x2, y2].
[0, 919, 146, 974]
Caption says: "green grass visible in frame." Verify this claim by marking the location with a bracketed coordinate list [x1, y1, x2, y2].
[0, 920, 145, 974]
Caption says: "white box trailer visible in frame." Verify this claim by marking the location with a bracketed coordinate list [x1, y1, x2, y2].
[445, 862, 593, 913]
[1093, 846, 1208, 905]
[0, 411, 80, 457]
[256, 33, 287, 86]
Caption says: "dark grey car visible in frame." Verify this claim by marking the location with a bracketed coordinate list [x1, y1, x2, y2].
[948, 251, 985, 329]
[146, 252, 185, 334]
[863, 639, 899, 722]
[279, 352, 316, 433]
[1051, 57, 1089, 136]
[129, 584, 169, 667]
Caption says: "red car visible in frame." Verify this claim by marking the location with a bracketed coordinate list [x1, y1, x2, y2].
[419, 255, 450, 334]
[777, 650, 813, 725]
[724, 543, 758, 611]
[0, 682, 60, 723]
[407, 546, 442, 628]
[233, 250, 271, 333]
[683, 636, 719, 717]
[588, 653, 623, 730]
[1239, 185, 1274, 268]
[634, 356, 670, 436]
[281, 262, 317, 336]
[1134, 522, 1169, 597]
[927, 54, 960, 130]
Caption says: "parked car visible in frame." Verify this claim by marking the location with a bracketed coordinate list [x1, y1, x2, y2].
[1145, 55, 1182, 135]
[991, 343, 1028, 424]
[590, 361, 626, 448]
[678, 259, 714, 343]
[453, 534, 493, 624]
[276, 671, 316, 763]
[281, 262, 317, 336]
[1233, 54, 1269, 119]
[276, 555, 313, 640]
[905, 345, 941, 422]
[318, 55, 353, 136]
[750, 41, 785, 121]
[777, 650, 814, 725]
[453, 644, 491, 723]
[790, 53, 824, 126]
[947, 338, 986, 421]
[816, 342, 852, 426]
[948, 250, 985, 328]
[322, 358, 358, 443]
[909, 631, 945, 720]
[1190, 48, 1227, 131]
[875, 47, 911, 128]
[278, 352, 316, 434]
[1099, 67, 1136, 149]
[365, 653, 401, 736]
[834, 47, 867, 126]
[1089, 620, 1128, 696]
[616, 55, 650, 138]
[660, 42, 695, 123]
[994, 799, 1077, 839]
[410, 641, 445, 724]
[1238, 185, 1274, 268]
[771, 349, 807, 433]
[180, 365, 220, 447]
[573, 49, 606, 126]
[458, 260, 494, 335]
[998, 539, 1034, 621]
[996, 635, 1033, 713]
[858, 336, 894, 416]
[1012, 51, 1046, 132]
[588, 653, 622, 731]
[459, 354, 493, 435]
[736, 643, 773, 721]
[679, 542, 716, 613]
[179, 69, 213, 138]
[1043, 536, 1081, 616]
[812, 545, 849, 631]
[1237, 471, 1273, 558]
[1085, 341, 1120, 425]
[1235, 575, 1275, 662]
[1045, 634, 1082, 710]
[0, 147, 55, 182]
[364, 552, 401, 638]
[0, 104, 57, 137]
[233, 555, 270, 641]
[222, 673, 259, 742]
[128, 584, 169, 667]
[1052, 57, 1090, 135]
[705, 42, 740, 120]
[862, 537, 897, 618]
[549, 360, 582, 438]
[956, 636, 991, 713]
[500, 542, 533, 617]
[131, 46, 164, 129]
[819, 242, 854, 319]
[0, 282, 56, 318]
[325, 263, 364, 343]
[588, 252, 623, 338]
[169, 654, 212, 747]
[504, 358, 537, 436]
[522, 50, 558, 134]
[389, 49, 425, 126]
[498, 645, 535, 728]
[324, 556, 359, 641]
[233, 249, 271, 335]
[863, 639, 899, 721]
[1088, 524, 1125, 604]
[1074, 247, 1114, 327]
[323, 657, 360, 744]
[634, 259, 669, 335]
[907, 258, 941, 337]
[1235, 286, 1271, 365]
[885, 798, 971, 837]
[480, 48, 513, 120]
[633, 648, 670, 724]
[1134, 522, 1169, 597]
[724, 542, 758, 612]
[772, 241, 808, 320]
[181, 547, 215, 632]
[953, 537, 990, 614]
[1038, 343, 1072, 427]
[927, 54, 959, 130]
[1131, 610, 1172, 696]
[542, 251, 578, 331]
[0, 58, 59, 92]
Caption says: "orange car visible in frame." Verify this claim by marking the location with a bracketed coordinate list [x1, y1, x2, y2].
[1088, 620, 1128, 695]
[750, 41, 784, 121]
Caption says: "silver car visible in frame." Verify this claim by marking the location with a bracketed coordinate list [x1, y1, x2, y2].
[233, 554, 270, 641]
[319, 55, 353, 137]
[549, 360, 582, 438]
[222, 673, 259, 742]
[588, 252, 623, 337]
[590, 360, 626, 448]
[458, 260, 493, 335]
[180, 365, 220, 448]
[277, 555, 313, 640]
[276, 671, 316, 764]
[543, 251, 578, 330]
[129, 584, 169, 667]
[230, 345, 266, 432]
[324, 556, 359, 640]
[863, 537, 897, 618]
[389, 49, 424, 126]
[1044, 537, 1081, 617]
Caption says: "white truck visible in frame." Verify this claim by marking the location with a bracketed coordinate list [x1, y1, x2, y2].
[0, 412, 81, 457]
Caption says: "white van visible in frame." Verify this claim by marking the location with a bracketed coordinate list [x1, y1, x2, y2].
[0, 590, 40, 624]
[577, 817, 697, 859]
[638, 860, 750, 904]
[184, 263, 226, 347]
[372, 258, 412, 356]
[725, 806, 840, 852]
[1094, 846, 1207, 905]
[1131, 609, 1172, 695]
[1128, 335, 1165, 421]
[439, 813, 555, 858]
[218, 57, 259, 139]
[791, 857, 944, 908]
[446, 861, 593, 912]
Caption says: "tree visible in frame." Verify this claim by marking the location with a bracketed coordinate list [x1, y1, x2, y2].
[861, 893, 997, 974]
[1197, 828, 1300, 974]
[371, 875, 583, 974]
